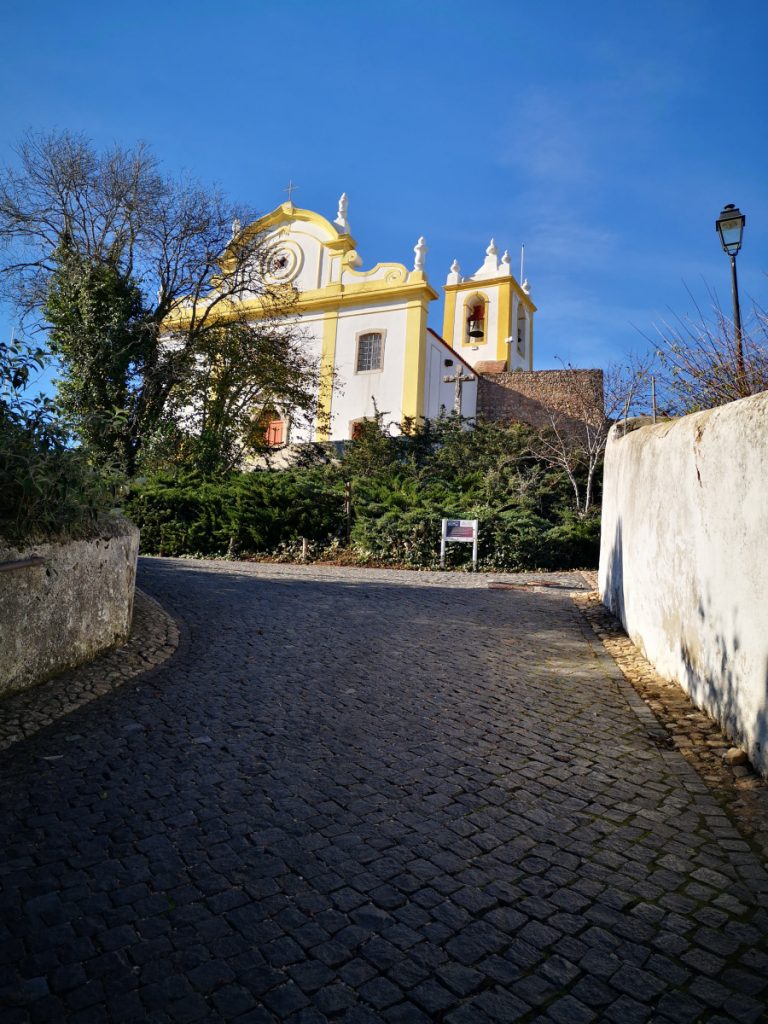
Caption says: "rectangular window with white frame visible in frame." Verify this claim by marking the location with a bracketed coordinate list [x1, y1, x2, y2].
[355, 330, 385, 373]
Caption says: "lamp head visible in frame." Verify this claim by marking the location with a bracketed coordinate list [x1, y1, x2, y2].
[716, 203, 745, 256]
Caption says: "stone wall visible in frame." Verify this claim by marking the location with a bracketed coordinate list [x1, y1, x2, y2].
[477, 368, 605, 429]
[0, 517, 139, 697]
[599, 393, 768, 776]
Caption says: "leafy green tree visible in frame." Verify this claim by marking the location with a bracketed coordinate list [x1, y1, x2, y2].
[0, 338, 120, 543]
[44, 236, 149, 469]
[126, 418, 601, 569]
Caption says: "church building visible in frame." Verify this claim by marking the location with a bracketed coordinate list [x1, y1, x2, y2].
[221, 194, 536, 444]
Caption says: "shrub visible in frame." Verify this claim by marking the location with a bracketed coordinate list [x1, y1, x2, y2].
[540, 515, 601, 570]
[125, 469, 345, 557]
[127, 419, 602, 570]
[0, 341, 121, 545]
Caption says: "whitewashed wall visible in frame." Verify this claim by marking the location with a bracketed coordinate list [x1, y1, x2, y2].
[599, 392, 768, 775]
[424, 335, 478, 420]
[331, 301, 410, 438]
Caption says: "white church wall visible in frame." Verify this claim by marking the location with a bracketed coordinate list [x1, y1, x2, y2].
[330, 300, 410, 438]
[424, 335, 477, 421]
[509, 296, 531, 370]
[425, 340, 446, 420]
[262, 312, 325, 445]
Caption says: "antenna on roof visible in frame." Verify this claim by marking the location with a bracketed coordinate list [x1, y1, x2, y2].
[520, 243, 525, 284]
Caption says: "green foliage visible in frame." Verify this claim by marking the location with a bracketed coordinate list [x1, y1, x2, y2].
[0, 340, 122, 544]
[126, 469, 344, 557]
[44, 237, 149, 471]
[128, 418, 601, 570]
[145, 319, 319, 477]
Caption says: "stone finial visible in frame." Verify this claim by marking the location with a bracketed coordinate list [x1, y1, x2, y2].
[446, 259, 461, 285]
[450, 259, 460, 273]
[476, 237, 500, 278]
[500, 250, 512, 276]
[231, 218, 241, 239]
[521, 278, 531, 294]
[334, 192, 350, 233]
[413, 236, 427, 272]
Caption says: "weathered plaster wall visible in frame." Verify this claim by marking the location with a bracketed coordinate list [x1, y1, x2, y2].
[478, 368, 604, 430]
[0, 518, 139, 696]
[599, 393, 768, 775]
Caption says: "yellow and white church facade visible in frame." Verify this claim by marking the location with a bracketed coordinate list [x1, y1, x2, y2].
[222, 194, 536, 444]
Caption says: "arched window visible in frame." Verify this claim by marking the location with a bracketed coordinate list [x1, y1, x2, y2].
[463, 295, 487, 344]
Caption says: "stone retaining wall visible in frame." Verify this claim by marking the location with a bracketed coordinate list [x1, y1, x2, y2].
[478, 368, 604, 430]
[0, 517, 139, 696]
[599, 393, 768, 776]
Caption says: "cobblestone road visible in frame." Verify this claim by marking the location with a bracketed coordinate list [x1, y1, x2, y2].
[2, 558, 767, 1023]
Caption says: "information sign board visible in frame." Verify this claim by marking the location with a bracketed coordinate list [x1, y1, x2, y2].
[440, 518, 479, 569]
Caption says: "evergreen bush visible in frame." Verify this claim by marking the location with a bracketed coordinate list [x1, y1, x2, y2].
[127, 418, 601, 571]
[0, 341, 121, 545]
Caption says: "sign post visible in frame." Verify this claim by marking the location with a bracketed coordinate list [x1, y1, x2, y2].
[440, 518, 479, 570]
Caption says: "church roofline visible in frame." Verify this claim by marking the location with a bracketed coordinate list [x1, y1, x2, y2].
[222, 202, 358, 270]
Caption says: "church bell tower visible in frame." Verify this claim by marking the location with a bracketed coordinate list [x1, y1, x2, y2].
[442, 240, 536, 371]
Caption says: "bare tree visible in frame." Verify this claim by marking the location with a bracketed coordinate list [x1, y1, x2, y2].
[646, 291, 768, 414]
[528, 357, 652, 517]
[0, 131, 318, 473]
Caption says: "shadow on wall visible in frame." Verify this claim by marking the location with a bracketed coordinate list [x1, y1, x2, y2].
[679, 589, 768, 767]
[601, 517, 626, 626]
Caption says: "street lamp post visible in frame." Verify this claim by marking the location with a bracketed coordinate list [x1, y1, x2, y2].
[715, 203, 746, 392]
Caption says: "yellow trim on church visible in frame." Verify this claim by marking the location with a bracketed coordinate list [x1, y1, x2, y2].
[163, 278, 438, 330]
[442, 288, 457, 347]
[440, 273, 535, 370]
[402, 298, 430, 424]
[225, 203, 357, 263]
[316, 311, 339, 441]
[444, 274, 537, 311]
[496, 284, 511, 363]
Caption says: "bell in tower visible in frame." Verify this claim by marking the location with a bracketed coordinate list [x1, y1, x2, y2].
[442, 238, 536, 372]
[467, 301, 485, 339]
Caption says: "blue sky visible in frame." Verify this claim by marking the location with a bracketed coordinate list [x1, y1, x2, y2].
[1, 0, 766, 388]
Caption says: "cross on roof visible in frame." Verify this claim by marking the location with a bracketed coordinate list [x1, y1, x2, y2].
[284, 180, 299, 203]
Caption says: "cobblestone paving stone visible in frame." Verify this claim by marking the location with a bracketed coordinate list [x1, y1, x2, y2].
[1, 557, 767, 1023]
[573, 590, 768, 863]
[0, 590, 179, 752]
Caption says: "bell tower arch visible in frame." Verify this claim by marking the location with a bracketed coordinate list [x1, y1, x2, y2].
[442, 240, 536, 371]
